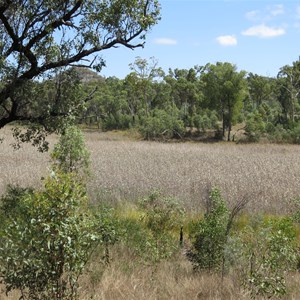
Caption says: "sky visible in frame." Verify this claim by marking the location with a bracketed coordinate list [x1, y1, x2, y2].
[99, 0, 300, 79]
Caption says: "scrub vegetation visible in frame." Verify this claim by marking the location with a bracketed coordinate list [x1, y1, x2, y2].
[1, 1, 300, 299]
[1, 128, 300, 299]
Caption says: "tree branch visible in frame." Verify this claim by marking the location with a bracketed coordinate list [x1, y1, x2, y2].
[26, 1, 83, 50]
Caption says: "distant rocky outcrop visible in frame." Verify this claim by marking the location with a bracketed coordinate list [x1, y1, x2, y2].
[72, 67, 105, 83]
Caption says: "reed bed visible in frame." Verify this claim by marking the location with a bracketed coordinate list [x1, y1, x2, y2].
[1, 128, 300, 214]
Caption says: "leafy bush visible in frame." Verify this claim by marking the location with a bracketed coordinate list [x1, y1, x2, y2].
[94, 204, 119, 264]
[267, 124, 290, 143]
[289, 123, 300, 144]
[193, 110, 219, 133]
[119, 217, 158, 263]
[187, 188, 229, 272]
[120, 191, 184, 263]
[237, 217, 298, 298]
[193, 113, 210, 133]
[245, 111, 266, 142]
[139, 108, 185, 140]
[0, 172, 100, 300]
[139, 191, 184, 235]
[265, 121, 300, 144]
[139, 191, 185, 262]
[51, 126, 90, 176]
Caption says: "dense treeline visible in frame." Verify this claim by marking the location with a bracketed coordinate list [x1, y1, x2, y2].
[76, 56, 300, 143]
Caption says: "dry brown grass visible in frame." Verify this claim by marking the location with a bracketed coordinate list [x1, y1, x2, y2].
[1, 127, 300, 214]
[86, 133, 300, 214]
[2, 127, 300, 299]
[77, 246, 300, 300]
[2, 248, 300, 300]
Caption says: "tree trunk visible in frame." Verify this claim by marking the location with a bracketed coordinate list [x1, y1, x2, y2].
[227, 122, 231, 141]
[222, 111, 226, 138]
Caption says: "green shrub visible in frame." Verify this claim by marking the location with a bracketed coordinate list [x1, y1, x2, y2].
[0, 172, 100, 300]
[193, 113, 211, 133]
[267, 125, 290, 143]
[139, 191, 184, 235]
[138, 191, 185, 262]
[119, 217, 158, 263]
[139, 108, 185, 140]
[187, 188, 229, 272]
[289, 123, 300, 144]
[193, 110, 219, 133]
[119, 191, 184, 264]
[51, 126, 90, 176]
[245, 111, 266, 142]
[94, 204, 119, 264]
[237, 217, 298, 298]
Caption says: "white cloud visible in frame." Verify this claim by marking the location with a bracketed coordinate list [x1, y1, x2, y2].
[269, 4, 284, 17]
[153, 38, 177, 45]
[216, 35, 237, 46]
[246, 10, 260, 21]
[242, 24, 285, 38]
[245, 5, 285, 22]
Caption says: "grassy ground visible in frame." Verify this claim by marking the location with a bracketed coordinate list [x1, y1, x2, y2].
[3, 247, 300, 300]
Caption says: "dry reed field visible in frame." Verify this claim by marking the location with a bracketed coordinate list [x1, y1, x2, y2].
[1, 127, 300, 214]
[2, 127, 300, 299]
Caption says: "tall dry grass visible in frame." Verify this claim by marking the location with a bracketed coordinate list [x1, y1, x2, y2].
[2, 245, 300, 299]
[2, 128, 300, 299]
[1, 128, 300, 213]
[74, 246, 300, 300]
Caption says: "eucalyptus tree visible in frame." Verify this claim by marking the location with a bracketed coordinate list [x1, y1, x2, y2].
[128, 56, 164, 116]
[277, 60, 300, 123]
[0, 0, 161, 147]
[165, 67, 203, 127]
[247, 73, 273, 109]
[201, 62, 247, 141]
[124, 72, 143, 124]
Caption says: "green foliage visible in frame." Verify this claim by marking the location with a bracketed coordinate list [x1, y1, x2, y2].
[288, 123, 300, 144]
[0, 185, 34, 221]
[193, 113, 211, 133]
[119, 217, 159, 263]
[51, 126, 90, 176]
[187, 188, 229, 271]
[265, 123, 300, 144]
[0, 0, 161, 144]
[202, 62, 247, 141]
[138, 191, 184, 262]
[94, 204, 119, 264]
[277, 61, 300, 122]
[237, 217, 298, 298]
[0, 172, 100, 299]
[245, 111, 266, 142]
[120, 191, 184, 263]
[139, 108, 185, 140]
[193, 110, 219, 133]
[290, 197, 300, 224]
[139, 191, 184, 236]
